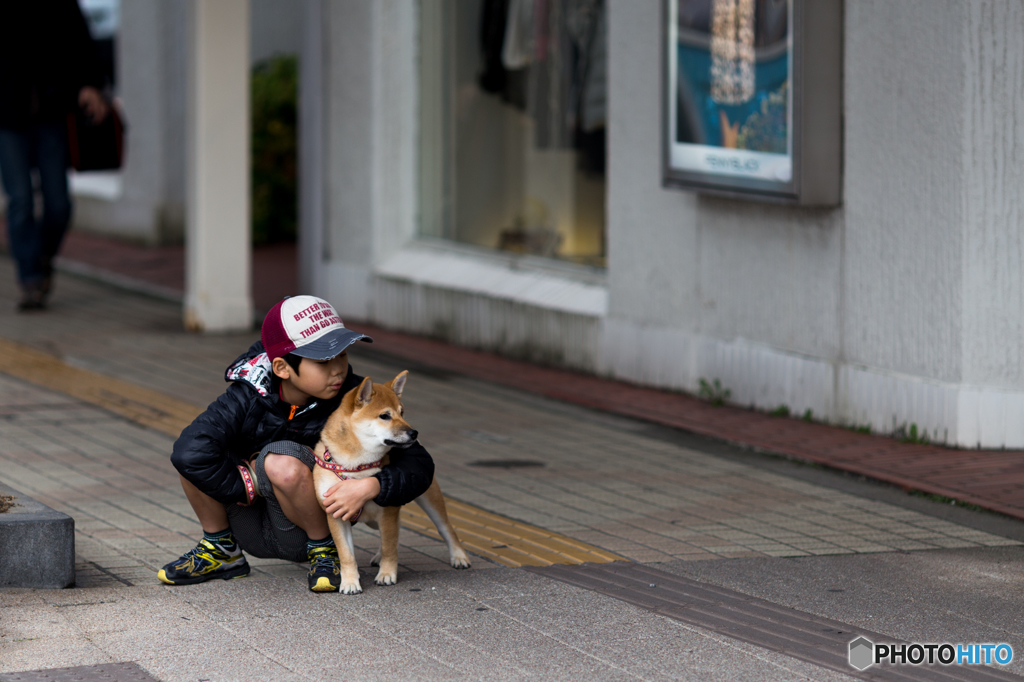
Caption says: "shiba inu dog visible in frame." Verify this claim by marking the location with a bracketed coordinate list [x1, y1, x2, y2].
[312, 370, 471, 594]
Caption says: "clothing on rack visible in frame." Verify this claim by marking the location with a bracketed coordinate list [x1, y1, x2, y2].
[478, 0, 607, 157]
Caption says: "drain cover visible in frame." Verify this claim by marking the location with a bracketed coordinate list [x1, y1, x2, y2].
[467, 459, 545, 468]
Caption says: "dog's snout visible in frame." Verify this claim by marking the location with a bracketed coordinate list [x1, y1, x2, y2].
[406, 429, 418, 441]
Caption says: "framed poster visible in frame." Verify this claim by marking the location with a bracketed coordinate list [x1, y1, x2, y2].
[663, 0, 841, 205]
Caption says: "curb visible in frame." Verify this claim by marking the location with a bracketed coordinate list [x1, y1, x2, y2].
[0, 482, 75, 589]
[54, 257, 184, 303]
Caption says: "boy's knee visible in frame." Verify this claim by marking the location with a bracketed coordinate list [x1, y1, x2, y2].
[264, 454, 310, 491]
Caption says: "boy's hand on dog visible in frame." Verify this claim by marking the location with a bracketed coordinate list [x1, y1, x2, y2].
[323, 477, 381, 520]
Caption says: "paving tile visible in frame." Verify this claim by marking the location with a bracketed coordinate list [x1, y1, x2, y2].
[139, 652, 302, 682]
[0, 638, 113, 674]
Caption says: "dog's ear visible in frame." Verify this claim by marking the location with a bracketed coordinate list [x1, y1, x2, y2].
[389, 371, 409, 398]
[356, 377, 374, 406]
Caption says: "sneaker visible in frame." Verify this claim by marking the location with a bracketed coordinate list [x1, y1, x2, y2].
[17, 283, 45, 312]
[308, 542, 341, 592]
[158, 539, 250, 585]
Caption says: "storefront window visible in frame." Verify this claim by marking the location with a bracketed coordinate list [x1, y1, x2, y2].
[419, 0, 607, 267]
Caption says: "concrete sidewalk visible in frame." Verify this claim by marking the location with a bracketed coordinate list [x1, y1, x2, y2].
[3, 259, 1024, 681]
[38, 230, 1024, 521]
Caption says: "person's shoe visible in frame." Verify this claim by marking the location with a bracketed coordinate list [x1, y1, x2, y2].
[158, 539, 250, 585]
[308, 542, 341, 592]
[17, 283, 46, 312]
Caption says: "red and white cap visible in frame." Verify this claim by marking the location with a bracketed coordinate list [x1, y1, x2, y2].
[260, 296, 371, 362]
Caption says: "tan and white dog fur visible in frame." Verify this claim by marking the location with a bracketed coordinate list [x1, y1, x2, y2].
[313, 371, 471, 594]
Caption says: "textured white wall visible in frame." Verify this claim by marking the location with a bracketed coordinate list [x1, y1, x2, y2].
[843, 0, 965, 383]
[606, 0, 843, 388]
[601, 0, 1024, 446]
[607, 1, 843, 360]
[315, 0, 419, 320]
[961, 1, 1024, 388]
[324, 0, 376, 269]
[306, 0, 1024, 446]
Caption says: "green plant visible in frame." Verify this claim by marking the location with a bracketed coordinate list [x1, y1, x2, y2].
[848, 424, 871, 434]
[769, 404, 790, 417]
[909, 491, 982, 512]
[802, 409, 814, 422]
[252, 55, 298, 246]
[893, 422, 930, 444]
[698, 378, 731, 407]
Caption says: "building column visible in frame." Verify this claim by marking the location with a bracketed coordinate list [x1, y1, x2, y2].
[184, 0, 252, 332]
[298, 0, 325, 296]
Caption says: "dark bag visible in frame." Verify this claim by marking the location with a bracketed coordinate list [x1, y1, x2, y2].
[66, 104, 126, 171]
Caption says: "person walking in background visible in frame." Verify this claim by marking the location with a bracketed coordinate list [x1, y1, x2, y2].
[0, 1, 107, 311]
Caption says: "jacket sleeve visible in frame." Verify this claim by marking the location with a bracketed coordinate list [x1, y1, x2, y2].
[374, 442, 435, 507]
[170, 383, 252, 505]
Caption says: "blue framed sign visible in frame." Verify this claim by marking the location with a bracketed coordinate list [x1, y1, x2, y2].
[664, 0, 842, 205]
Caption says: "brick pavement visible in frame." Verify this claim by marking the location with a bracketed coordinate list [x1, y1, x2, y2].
[30, 231, 1024, 522]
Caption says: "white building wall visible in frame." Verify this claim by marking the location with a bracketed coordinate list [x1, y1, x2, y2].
[842, 0, 965, 384]
[956, 1, 1024, 447]
[604, 0, 845, 415]
[601, 0, 1024, 447]
[307, 0, 1024, 447]
[961, 1, 1024, 389]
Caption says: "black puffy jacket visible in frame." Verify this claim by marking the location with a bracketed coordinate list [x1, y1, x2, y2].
[170, 341, 434, 506]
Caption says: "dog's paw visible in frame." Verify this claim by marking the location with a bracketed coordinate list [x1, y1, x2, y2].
[374, 570, 398, 586]
[450, 551, 472, 569]
[340, 581, 363, 595]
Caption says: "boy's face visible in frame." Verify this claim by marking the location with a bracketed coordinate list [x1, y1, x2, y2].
[273, 352, 349, 404]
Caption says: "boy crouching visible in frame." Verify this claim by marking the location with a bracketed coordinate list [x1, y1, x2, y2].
[159, 296, 434, 592]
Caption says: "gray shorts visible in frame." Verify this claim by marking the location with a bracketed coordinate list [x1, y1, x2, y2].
[226, 440, 316, 562]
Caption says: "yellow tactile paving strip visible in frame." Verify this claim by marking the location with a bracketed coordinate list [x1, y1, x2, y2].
[0, 336, 624, 567]
[402, 498, 624, 567]
[0, 338, 200, 436]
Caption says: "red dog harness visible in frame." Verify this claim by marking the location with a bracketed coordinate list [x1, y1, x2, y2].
[314, 449, 383, 525]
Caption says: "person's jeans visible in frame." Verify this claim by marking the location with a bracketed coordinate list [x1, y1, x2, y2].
[0, 123, 72, 287]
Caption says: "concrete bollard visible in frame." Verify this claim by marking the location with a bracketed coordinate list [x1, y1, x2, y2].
[0, 482, 75, 588]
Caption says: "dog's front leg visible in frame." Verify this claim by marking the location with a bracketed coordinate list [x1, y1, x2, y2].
[326, 513, 361, 594]
[374, 506, 401, 586]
